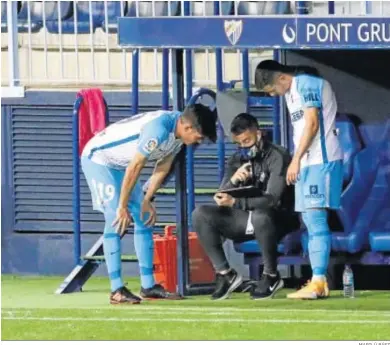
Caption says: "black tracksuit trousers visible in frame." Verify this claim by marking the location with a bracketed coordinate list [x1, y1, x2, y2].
[192, 205, 295, 275]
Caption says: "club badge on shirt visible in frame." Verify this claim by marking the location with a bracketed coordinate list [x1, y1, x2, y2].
[144, 138, 158, 153]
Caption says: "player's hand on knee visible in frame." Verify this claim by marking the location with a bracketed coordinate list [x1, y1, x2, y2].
[230, 162, 252, 185]
[141, 199, 157, 226]
[112, 207, 132, 236]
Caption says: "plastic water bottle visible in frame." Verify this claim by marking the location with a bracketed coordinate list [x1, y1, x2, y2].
[343, 265, 355, 298]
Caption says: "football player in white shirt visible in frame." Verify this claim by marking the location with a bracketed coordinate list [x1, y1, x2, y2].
[255, 60, 343, 299]
[81, 104, 217, 304]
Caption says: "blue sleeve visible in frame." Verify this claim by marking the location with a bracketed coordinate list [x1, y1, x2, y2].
[137, 115, 170, 158]
[296, 75, 323, 109]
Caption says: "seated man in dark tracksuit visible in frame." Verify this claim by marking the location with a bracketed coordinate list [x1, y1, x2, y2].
[192, 113, 299, 300]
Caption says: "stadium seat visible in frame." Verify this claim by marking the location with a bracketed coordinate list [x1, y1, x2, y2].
[19, 1, 73, 34]
[291, 1, 312, 13]
[18, 1, 44, 33]
[46, 1, 104, 34]
[191, 1, 233, 16]
[301, 118, 385, 254]
[304, 0, 390, 15]
[237, 1, 291, 15]
[234, 229, 303, 256]
[358, 153, 390, 252]
[301, 136, 389, 254]
[334, 156, 388, 254]
[329, 146, 378, 253]
[1, 1, 7, 33]
[370, 232, 390, 253]
[336, 114, 362, 184]
[235, 240, 284, 255]
[101, 1, 128, 33]
[369, 192, 390, 254]
[2, 1, 24, 33]
[127, 1, 180, 17]
[359, 118, 390, 146]
[368, 124, 390, 253]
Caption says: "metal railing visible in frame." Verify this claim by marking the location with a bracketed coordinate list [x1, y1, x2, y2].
[1, 1, 388, 89]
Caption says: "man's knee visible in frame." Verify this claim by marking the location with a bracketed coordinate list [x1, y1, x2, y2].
[302, 209, 327, 226]
[302, 209, 329, 235]
[192, 205, 218, 235]
[131, 212, 152, 232]
[251, 210, 273, 230]
[103, 210, 117, 231]
[192, 205, 214, 223]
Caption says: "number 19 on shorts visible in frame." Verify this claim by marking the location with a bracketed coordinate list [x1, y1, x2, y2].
[91, 179, 115, 207]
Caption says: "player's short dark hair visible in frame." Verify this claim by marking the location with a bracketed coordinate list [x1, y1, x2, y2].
[255, 60, 289, 90]
[230, 113, 259, 135]
[255, 60, 320, 90]
[182, 103, 218, 142]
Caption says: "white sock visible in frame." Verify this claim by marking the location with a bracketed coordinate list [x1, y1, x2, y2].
[312, 275, 326, 282]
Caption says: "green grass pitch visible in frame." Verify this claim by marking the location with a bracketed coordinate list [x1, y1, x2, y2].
[2, 275, 390, 340]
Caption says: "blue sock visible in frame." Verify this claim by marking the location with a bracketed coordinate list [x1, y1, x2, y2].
[134, 212, 155, 289]
[302, 209, 331, 277]
[103, 212, 123, 292]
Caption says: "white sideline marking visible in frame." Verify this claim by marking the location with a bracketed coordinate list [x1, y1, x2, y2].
[3, 316, 390, 324]
[3, 308, 390, 318]
[3, 310, 228, 317]
[3, 307, 390, 316]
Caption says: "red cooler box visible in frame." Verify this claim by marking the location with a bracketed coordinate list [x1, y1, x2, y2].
[153, 225, 215, 292]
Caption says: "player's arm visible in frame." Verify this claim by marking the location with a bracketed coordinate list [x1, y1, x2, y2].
[113, 119, 169, 233]
[119, 130, 166, 209]
[144, 153, 176, 202]
[244, 149, 290, 210]
[287, 77, 322, 185]
[118, 152, 148, 210]
[113, 152, 148, 234]
[293, 108, 319, 162]
[287, 108, 319, 185]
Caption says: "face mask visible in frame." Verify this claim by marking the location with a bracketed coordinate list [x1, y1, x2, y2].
[239, 144, 258, 160]
[238, 134, 261, 160]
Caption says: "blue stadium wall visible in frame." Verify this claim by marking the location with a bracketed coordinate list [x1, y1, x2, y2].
[1, 91, 161, 276]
